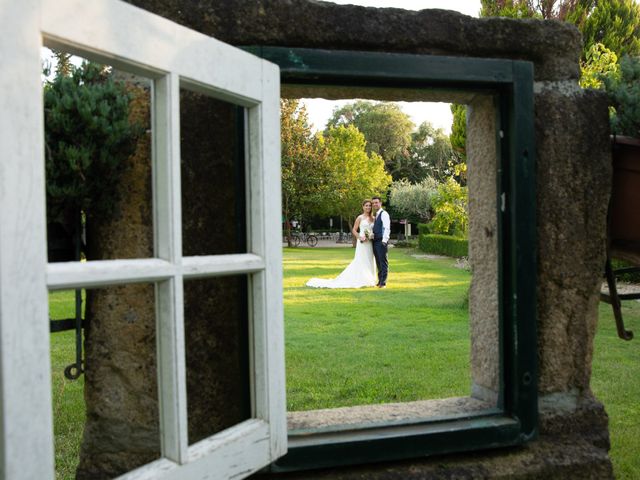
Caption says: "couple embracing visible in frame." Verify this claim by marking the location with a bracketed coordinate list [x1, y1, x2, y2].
[307, 196, 390, 289]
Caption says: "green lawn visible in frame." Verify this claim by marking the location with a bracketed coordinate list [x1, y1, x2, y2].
[283, 247, 471, 411]
[48, 247, 640, 479]
[50, 292, 86, 480]
[592, 300, 640, 479]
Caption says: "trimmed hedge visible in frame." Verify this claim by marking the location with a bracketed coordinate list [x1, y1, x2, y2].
[417, 223, 430, 234]
[419, 234, 468, 258]
[611, 258, 640, 283]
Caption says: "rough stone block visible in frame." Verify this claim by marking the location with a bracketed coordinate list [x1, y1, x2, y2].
[126, 0, 582, 81]
[533, 86, 611, 393]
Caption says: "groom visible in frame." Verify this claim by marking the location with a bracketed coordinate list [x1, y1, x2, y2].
[371, 196, 390, 288]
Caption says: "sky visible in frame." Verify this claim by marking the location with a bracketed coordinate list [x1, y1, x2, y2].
[302, 0, 482, 134]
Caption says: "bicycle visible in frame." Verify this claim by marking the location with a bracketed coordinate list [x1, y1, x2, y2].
[289, 232, 318, 247]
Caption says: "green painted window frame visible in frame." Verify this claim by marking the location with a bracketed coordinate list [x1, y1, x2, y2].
[246, 46, 537, 472]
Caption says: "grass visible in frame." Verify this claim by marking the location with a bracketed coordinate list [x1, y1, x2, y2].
[48, 248, 640, 478]
[50, 291, 86, 480]
[283, 247, 471, 411]
[591, 300, 640, 479]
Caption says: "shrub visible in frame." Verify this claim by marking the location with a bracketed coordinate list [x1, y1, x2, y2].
[417, 223, 430, 234]
[611, 258, 640, 283]
[428, 178, 468, 237]
[603, 54, 640, 138]
[419, 234, 468, 258]
[388, 178, 438, 223]
[44, 61, 143, 224]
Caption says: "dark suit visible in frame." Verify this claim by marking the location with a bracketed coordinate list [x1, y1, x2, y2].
[372, 210, 389, 286]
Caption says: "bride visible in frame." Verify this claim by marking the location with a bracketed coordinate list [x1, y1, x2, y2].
[306, 199, 377, 288]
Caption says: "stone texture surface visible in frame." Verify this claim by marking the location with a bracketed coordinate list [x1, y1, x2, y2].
[288, 397, 492, 432]
[534, 88, 611, 393]
[259, 425, 612, 479]
[126, 0, 581, 81]
[77, 84, 159, 479]
[466, 95, 500, 400]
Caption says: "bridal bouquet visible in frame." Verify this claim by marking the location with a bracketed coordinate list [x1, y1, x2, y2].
[361, 226, 373, 242]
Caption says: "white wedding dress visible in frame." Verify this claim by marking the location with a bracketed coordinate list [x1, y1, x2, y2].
[306, 218, 377, 288]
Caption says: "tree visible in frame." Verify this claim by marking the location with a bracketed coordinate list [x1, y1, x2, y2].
[449, 104, 467, 159]
[603, 54, 640, 137]
[429, 178, 469, 237]
[480, 0, 640, 59]
[480, 0, 594, 22]
[580, 42, 619, 88]
[388, 178, 438, 224]
[280, 99, 331, 245]
[399, 121, 460, 184]
[324, 125, 392, 231]
[326, 100, 414, 178]
[44, 61, 143, 228]
[581, 0, 640, 59]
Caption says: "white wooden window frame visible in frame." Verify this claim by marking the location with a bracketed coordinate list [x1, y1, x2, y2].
[0, 1, 285, 479]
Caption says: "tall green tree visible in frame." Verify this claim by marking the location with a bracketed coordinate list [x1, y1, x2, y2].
[449, 104, 467, 160]
[280, 99, 331, 245]
[399, 121, 459, 183]
[480, 0, 640, 59]
[324, 125, 392, 231]
[581, 0, 640, 59]
[326, 101, 414, 178]
[44, 61, 143, 227]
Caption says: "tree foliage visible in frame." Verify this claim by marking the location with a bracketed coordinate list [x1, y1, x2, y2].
[580, 42, 619, 88]
[389, 178, 438, 223]
[603, 54, 640, 137]
[481, 0, 640, 59]
[480, 0, 593, 22]
[429, 178, 469, 237]
[449, 104, 467, 160]
[581, 0, 640, 59]
[280, 99, 331, 243]
[324, 125, 392, 227]
[44, 61, 143, 225]
[398, 121, 461, 184]
[326, 100, 414, 179]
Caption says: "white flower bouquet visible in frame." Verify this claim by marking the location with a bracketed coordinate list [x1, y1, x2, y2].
[360, 226, 373, 242]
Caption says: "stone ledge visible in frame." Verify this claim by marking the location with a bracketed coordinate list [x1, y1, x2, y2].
[257, 436, 612, 479]
[288, 396, 493, 432]
[126, 0, 581, 81]
[258, 396, 612, 479]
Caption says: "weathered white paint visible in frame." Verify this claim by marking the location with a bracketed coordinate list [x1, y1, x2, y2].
[120, 420, 271, 480]
[153, 73, 189, 464]
[47, 258, 177, 290]
[2, 0, 285, 478]
[257, 62, 288, 459]
[46, 255, 268, 290]
[0, 1, 54, 479]
[182, 254, 265, 278]
[41, 0, 264, 106]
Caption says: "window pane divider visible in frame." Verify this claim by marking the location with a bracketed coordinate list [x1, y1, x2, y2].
[46, 258, 177, 291]
[118, 419, 271, 480]
[154, 72, 189, 464]
[182, 254, 265, 278]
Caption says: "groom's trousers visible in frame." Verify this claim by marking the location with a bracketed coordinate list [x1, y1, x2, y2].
[373, 240, 388, 286]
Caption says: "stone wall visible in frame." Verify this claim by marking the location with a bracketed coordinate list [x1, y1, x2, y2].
[79, 1, 613, 478]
